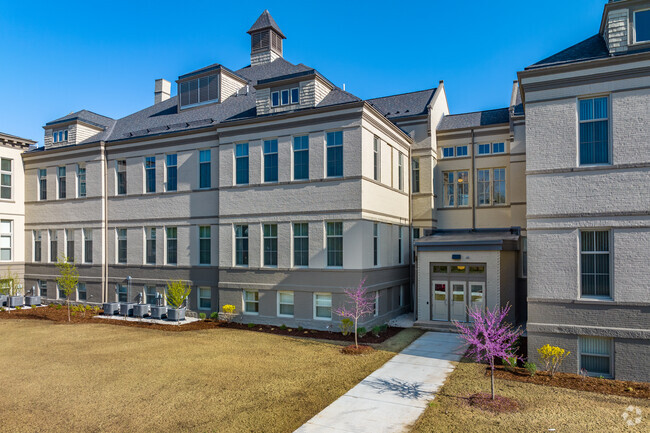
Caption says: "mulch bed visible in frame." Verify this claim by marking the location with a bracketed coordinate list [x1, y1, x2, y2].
[0, 306, 402, 343]
[468, 393, 520, 413]
[490, 364, 650, 399]
[341, 344, 375, 355]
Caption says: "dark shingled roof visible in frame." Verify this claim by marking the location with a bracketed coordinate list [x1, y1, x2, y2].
[46, 109, 115, 130]
[437, 108, 510, 131]
[527, 34, 609, 70]
[178, 63, 248, 82]
[366, 88, 436, 119]
[247, 10, 286, 38]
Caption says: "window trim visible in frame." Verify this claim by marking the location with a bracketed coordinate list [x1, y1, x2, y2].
[262, 223, 278, 267]
[83, 228, 93, 264]
[199, 149, 212, 189]
[198, 287, 211, 311]
[313, 292, 332, 321]
[77, 163, 86, 198]
[0, 220, 13, 262]
[277, 290, 295, 318]
[443, 170, 470, 208]
[271, 91, 280, 107]
[292, 135, 309, 181]
[57, 166, 66, 199]
[633, 8, 650, 44]
[442, 147, 454, 159]
[373, 137, 381, 181]
[38, 168, 47, 200]
[145, 227, 156, 265]
[325, 221, 343, 268]
[144, 156, 156, 194]
[292, 222, 309, 268]
[325, 130, 343, 178]
[116, 228, 127, 264]
[243, 289, 259, 315]
[579, 229, 612, 300]
[0, 158, 13, 201]
[77, 282, 87, 302]
[116, 160, 127, 195]
[234, 143, 250, 185]
[166, 226, 178, 266]
[477, 167, 507, 207]
[234, 224, 249, 267]
[577, 95, 611, 167]
[199, 225, 211, 266]
[165, 153, 178, 192]
[578, 336, 613, 378]
[455, 145, 468, 157]
[263, 139, 279, 183]
[373, 222, 379, 267]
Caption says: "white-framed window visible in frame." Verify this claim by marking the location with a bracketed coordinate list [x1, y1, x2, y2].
[293, 223, 309, 267]
[57, 166, 66, 199]
[263, 139, 278, 183]
[77, 282, 87, 301]
[77, 164, 86, 198]
[263, 224, 277, 267]
[442, 147, 454, 158]
[1, 158, 12, 200]
[0, 220, 12, 261]
[199, 149, 211, 189]
[579, 336, 613, 377]
[314, 293, 332, 320]
[145, 227, 156, 265]
[38, 280, 47, 298]
[277, 291, 294, 317]
[243, 290, 259, 314]
[373, 291, 379, 317]
[477, 144, 490, 155]
[199, 226, 210, 265]
[66, 229, 75, 262]
[443, 171, 469, 207]
[580, 230, 610, 298]
[33, 230, 42, 262]
[373, 137, 380, 181]
[167, 227, 177, 265]
[116, 160, 127, 195]
[634, 9, 650, 43]
[145, 156, 156, 193]
[492, 142, 505, 154]
[117, 228, 127, 264]
[235, 143, 249, 185]
[291, 87, 299, 104]
[271, 91, 280, 107]
[455, 145, 468, 157]
[83, 229, 93, 264]
[49, 229, 58, 262]
[326, 222, 343, 267]
[166, 154, 177, 192]
[477, 168, 506, 206]
[579, 96, 609, 165]
[326, 131, 343, 178]
[198, 287, 211, 310]
[411, 157, 420, 193]
[281, 89, 290, 105]
[38, 168, 47, 200]
[52, 129, 68, 144]
[145, 285, 158, 305]
[293, 135, 309, 181]
[373, 223, 379, 267]
[235, 224, 249, 266]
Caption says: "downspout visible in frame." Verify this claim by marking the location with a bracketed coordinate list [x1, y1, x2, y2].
[408, 134, 414, 319]
[102, 142, 109, 303]
[471, 129, 476, 231]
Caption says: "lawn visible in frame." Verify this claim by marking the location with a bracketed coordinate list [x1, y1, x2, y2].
[0, 320, 421, 433]
[410, 358, 650, 433]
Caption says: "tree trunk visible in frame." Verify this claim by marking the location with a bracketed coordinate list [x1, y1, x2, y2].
[67, 299, 70, 322]
[491, 362, 495, 400]
[354, 317, 358, 348]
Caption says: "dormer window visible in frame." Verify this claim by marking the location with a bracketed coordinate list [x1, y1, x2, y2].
[179, 74, 219, 109]
[634, 9, 650, 43]
[53, 129, 68, 144]
[271, 87, 299, 107]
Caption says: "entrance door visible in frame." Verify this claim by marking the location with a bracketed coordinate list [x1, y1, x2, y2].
[450, 282, 466, 322]
[431, 281, 448, 321]
[468, 282, 485, 321]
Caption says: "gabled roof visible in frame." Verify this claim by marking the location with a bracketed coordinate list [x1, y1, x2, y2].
[367, 88, 436, 119]
[247, 10, 286, 39]
[178, 63, 248, 82]
[45, 109, 115, 130]
[437, 107, 510, 131]
[526, 34, 609, 70]
[0, 132, 36, 146]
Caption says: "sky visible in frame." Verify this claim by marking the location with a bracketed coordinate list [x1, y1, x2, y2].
[0, 0, 607, 145]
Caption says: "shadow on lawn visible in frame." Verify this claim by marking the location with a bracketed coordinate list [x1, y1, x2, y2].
[365, 377, 427, 400]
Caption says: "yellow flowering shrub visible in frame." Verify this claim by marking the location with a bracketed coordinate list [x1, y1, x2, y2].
[222, 304, 236, 314]
[537, 344, 571, 376]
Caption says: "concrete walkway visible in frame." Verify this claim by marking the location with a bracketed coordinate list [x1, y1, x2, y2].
[294, 332, 467, 433]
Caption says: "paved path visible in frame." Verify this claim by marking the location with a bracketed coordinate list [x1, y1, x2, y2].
[294, 332, 467, 433]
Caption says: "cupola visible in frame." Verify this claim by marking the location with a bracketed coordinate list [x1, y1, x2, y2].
[247, 10, 286, 66]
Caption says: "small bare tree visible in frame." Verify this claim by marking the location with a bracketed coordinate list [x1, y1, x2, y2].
[55, 256, 79, 322]
[334, 279, 375, 348]
[0, 268, 21, 314]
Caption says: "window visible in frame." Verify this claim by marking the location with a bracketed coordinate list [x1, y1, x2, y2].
[326, 131, 343, 177]
[57, 166, 66, 199]
[281, 89, 289, 105]
[146, 285, 158, 305]
[413, 228, 421, 239]
[243, 290, 259, 314]
[478, 168, 506, 206]
[117, 160, 127, 195]
[373, 291, 379, 316]
[66, 229, 74, 262]
[199, 226, 211, 265]
[278, 291, 294, 317]
[146, 228, 156, 265]
[77, 164, 86, 198]
[50, 230, 58, 262]
[199, 150, 211, 188]
[581, 230, 610, 297]
[580, 336, 612, 377]
[33, 230, 42, 262]
[373, 137, 380, 181]
[117, 284, 127, 302]
[0, 158, 11, 200]
[412, 158, 420, 193]
[58, 284, 66, 300]
[291, 87, 299, 104]
[634, 9, 650, 43]
[145, 157, 156, 193]
[77, 282, 86, 301]
[199, 287, 211, 310]
[522, 237, 528, 277]
[179, 74, 218, 108]
[293, 136, 309, 180]
[263, 224, 278, 266]
[443, 171, 469, 207]
[397, 227, 403, 264]
[0, 220, 12, 261]
[235, 224, 249, 266]
[493, 168, 506, 204]
[52, 129, 68, 143]
[455, 145, 468, 157]
[117, 229, 127, 264]
[263, 139, 278, 183]
[326, 222, 343, 267]
[38, 280, 47, 298]
[477, 144, 490, 155]
[373, 223, 379, 267]
[235, 143, 249, 185]
[492, 142, 505, 154]
[271, 91, 280, 107]
[39, 169, 47, 200]
[83, 229, 92, 263]
[166, 154, 177, 192]
[314, 293, 332, 320]
[442, 147, 454, 158]
[293, 223, 309, 267]
[167, 227, 177, 265]
[477, 169, 490, 206]
[579, 96, 609, 165]
[398, 153, 404, 191]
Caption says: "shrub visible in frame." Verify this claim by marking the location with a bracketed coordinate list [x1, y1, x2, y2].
[339, 318, 354, 336]
[280, 324, 288, 330]
[56, 304, 62, 310]
[502, 356, 518, 371]
[372, 325, 381, 337]
[15, 306, 22, 310]
[222, 304, 236, 314]
[247, 323, 255, 328]
[199, 313, 206, 320]
[524, 361, 537, 377]
[166, 280, 191, 309]
[379, 324, 388, 333]
[537, 344, 570, 377]
[210, 312, 219, 319]
[357, 327, 367, 338]
[298, 326, 304, 332]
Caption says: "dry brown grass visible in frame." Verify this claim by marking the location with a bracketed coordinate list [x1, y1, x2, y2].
[0, 320, 421, 433]
[411, 358, 650, 433]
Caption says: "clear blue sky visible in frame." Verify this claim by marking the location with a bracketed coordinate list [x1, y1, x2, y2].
[1, 0, 606, 145]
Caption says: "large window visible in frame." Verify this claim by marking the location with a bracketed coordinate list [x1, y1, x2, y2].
[235, 143, 249, 185]
[581, 230, 610, 297]
[77, 164, 86, 198]
[412, 158, 420, 193]
[373, 137, 380, 181]
[39, 168, 47, 200]
[117, 229, 127, 264]
[199, 150, 211, 189]
[166, 154, 177, 192]
[477, 168, 506, 206]
[326, 222, 343, 267]
[0, 220, 12, 261]
[293, 136, 309, 180]
[146, 228, 156, 265]
[314, 293, 332, 320]
[398, 153, 404, 191]
[579, 336, 612, 377]
[235, 224, 249, 266]
[373, 223, 379, 267]
[326, 131, 343, 177]
[179, 74, 218, 108]
[263, 139, 278, 183]
[199, 226, 211, 265]
[579, 96, 609, 165]
[77, 282, 86, 301]
[49, 230, 58, 262]
[278, 291, 294, 317]
[199, 287, 211, 310]
[83, 229, 92, 264]
[634, 9, 650, 43]
[443, 171, 469, 207]
[167, 227, 177, 265]
[57, 166, 66, 199]
[145, 157, 156, 193]
[243, 290, 259, 314]
[33, 230, 42, 262]
[263, 224, 278, 266]
[117, 160, 127, 195]
[66, 229, 74, 262]
[293, 223, 308, 267]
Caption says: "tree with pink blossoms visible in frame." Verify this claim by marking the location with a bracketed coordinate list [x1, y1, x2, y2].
[334, 279, 375, 348]
[454, 304, 522, 400]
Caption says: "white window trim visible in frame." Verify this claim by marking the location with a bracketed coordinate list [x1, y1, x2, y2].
[632, 8, 649, 45]
[313, 292, 332, 321]
[0, 158, 13, 201]
[578, 336, 614, 378]
[242, 289, 259, 315]
[443, 170, 470, 208]
[477, 167, 507, 207]
[442, 147, 455, 159]
[144, 227, 156, 266]
[277, 290, 295, 318]
[455, 145, 469, 157]
[197, 287, 211, 311]
[578, 229, 613, 301]
[76, 282, 86, 302]
[576, 94, 612, 167]
[290, 87, 299, 105]
[165, 226, 178, 266]
[234, 224, 249, 267]
[144, 156, 156, 194]
[0, 219, 13, 262]
[271, 91, 280, 107]
[325, 221, 344, 269]
[198, 149, 211, 190]
[164, 153, 177, 192]
[292, 222, 309, 268]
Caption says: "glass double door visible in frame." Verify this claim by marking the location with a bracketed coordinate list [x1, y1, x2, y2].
[431, 280, 484, 322]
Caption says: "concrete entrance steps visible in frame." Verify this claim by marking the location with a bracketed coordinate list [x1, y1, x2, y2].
[413, 320, 460, 333]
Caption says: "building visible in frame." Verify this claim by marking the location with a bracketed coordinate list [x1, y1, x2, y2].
[518, 0, 650, 381]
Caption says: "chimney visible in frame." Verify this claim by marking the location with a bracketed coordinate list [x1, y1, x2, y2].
[155, 79, 171, 104]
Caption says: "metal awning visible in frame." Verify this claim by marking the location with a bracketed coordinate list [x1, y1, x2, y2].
[415, 228, 521, 252]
